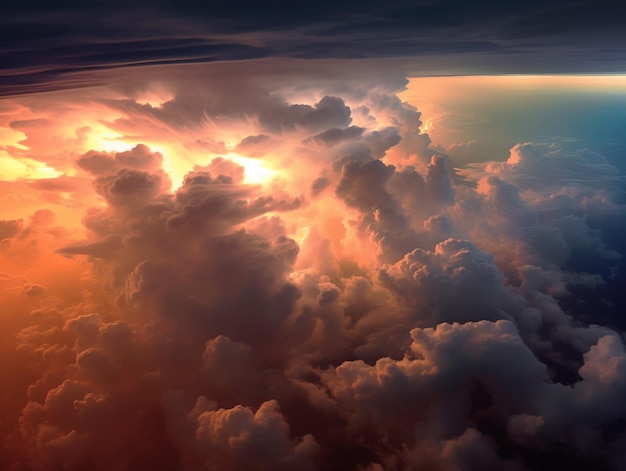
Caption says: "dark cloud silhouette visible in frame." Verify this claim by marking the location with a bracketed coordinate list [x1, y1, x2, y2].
[235, 134, 273, 157]
[0, 219, 23, 241]
[304, 126, 365, 146]
[22, 284, 45, 296]
[2, 0, 626, 95]
[259, 96, 352, 134]
[77, 144, 164, 176]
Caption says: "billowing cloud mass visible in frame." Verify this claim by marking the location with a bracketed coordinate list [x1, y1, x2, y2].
[1, 62, 625, 471]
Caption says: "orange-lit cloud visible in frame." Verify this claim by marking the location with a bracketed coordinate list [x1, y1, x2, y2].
[1, 63, 625, 471]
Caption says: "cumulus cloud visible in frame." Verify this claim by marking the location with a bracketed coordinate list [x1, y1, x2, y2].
[259, 96, 352, 134]
[22, 284, 45, 296]
[77, 143, 164, 176]
[1, 65, 625, 471]
[0, 219, 22, 241]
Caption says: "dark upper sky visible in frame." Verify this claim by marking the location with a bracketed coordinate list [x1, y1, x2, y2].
[2, 0, 626, 95]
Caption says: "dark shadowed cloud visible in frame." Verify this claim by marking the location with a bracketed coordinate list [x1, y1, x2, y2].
[2, 0, 626, 95]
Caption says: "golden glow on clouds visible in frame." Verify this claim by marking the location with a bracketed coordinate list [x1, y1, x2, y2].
[421, 116, 434, 134]
[0, 74, 619, 250]
[133, 86, 175, 108]
[0, 126, 28, 151]
[225, 153, 277, 185]
[88, 130, 133, 154]
[0, 112, 64, 180]
[1, 65, 625, 471]
[0, 153, 63, 180]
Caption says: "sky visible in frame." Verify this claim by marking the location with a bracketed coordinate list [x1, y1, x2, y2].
[2, 2, 626, 471]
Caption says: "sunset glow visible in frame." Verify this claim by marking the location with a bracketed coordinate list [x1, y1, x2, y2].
[225, 153, 278, 185]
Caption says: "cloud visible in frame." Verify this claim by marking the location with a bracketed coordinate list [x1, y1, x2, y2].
[259, 96, 352, 134]
[180, 400, 320, 471]
[484, 142, 621, 189]
[304, 126, 365, 147]
[22, 284, 45, 296]
[0, 219, 22, 240]
[1, 67, 625, 471]
[77, 144, 164, 176]
[235, 134, 273, 157]
[321, 320, 548, 469]
[379, 239, 519, 325]
[2, 0, 626, 96]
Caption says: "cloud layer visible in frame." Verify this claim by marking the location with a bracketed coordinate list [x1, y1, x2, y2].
[3, 0, 626, 95]
[1, 67, 625, 470]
